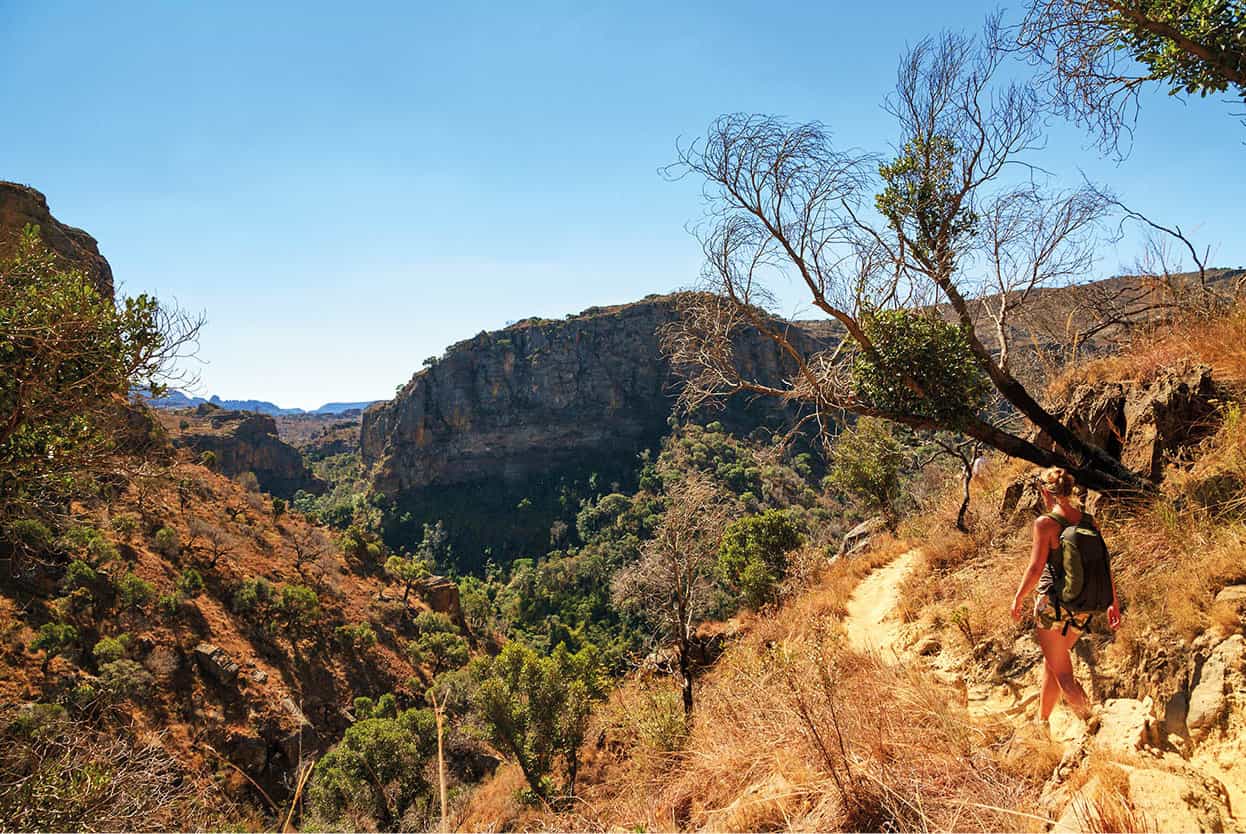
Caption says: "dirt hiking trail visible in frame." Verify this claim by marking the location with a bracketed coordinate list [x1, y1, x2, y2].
[842, 547, 1246, 833]
[843, 548, 919, 657]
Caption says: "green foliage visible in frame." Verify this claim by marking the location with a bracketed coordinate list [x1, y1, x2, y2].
[405, 611, 468, 676]
[851, 310, 988, 427]
[157, 591, 183, 618]
[277, 584, 321, 630]
[115, 572, 154, 608]
[4, 517, 53, 554]
[110, 513, 139, 540]
[176, 568, 204, 597]
[828, 417, 905, 518]
[61, 559, 98, 591]
[32, 622, 78, 663]
[199, 449, 217, 469]
[0, 226, 190, 523]
[60, 525, 118, 564]
[271, 496, 286, 519]
[91, 633, 131, 664]
[153, 526, 179, 558]
[632, 687, 689, 753]
[335, 622, 378, 649]
[717, 509, 804, 608]
[306, 704, 437, 829]
[470, 641, 607, 798]
[98, 659, 151, 700]
[877, 135, 976, 265]
[1109, 1, 1246, 97]
[231, 576, 272, 613]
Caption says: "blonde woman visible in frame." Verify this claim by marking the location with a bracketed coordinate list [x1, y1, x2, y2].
[1011, 467, 1121, 723]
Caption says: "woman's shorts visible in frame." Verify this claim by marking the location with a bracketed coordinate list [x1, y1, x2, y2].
[1034, 595, 1090, 632]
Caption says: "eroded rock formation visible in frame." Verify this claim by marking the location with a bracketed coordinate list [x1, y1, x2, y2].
[0, 181, 113, 298]
[171, 409, 326, 498]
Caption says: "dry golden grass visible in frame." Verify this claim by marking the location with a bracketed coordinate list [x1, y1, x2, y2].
[1047, 303, 1246, 403]
[485, 541, 1053, 833]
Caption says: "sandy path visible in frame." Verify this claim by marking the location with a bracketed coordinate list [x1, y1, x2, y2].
[843, 549, 919, 658]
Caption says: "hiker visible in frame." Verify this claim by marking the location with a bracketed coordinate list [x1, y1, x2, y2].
[1010, 466, 1121, 724]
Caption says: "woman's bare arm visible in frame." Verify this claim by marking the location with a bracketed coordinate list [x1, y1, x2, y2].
[1012, 516, 1055, 620]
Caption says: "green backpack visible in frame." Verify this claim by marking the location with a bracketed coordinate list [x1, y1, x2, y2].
[1045, 510, 1114, 615]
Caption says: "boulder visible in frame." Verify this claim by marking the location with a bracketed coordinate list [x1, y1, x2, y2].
[836, 516, 888, 559]
[227, 729, 268, 775]
[1120, 362, 1218, 481]
[1213, 585, 1246, 611]
[193, 642, 240, 686]
[1091, 697, 1157, 754]
[418, 575, 465, 627]
[1187, 634, 1246, 741]
[1052, 762, 1231, 833]
[275, 697, 320, 766]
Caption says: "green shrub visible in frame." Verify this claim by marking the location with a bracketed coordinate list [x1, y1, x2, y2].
[271, 496, 286, 519]
[5, 518, 53, 554]
[110, 513, 140, 540]
[153, 526, 179, 557]
[115, 572, 154, 608]
[335, 622, 377, 649]
[828, 417, 906, 519]
[199, 449, 217, 469]
[32, 622, 78, 666]
[61, 526, 118, 563]
[277, 584, 320, 630]
[718, 509, 804, 608]
[176, 568, 204, 597]
[98, 659, 152, 700]
[471, 641, 606, 798]
[178, 419, 190, 430]
[61, 559, 98, 591]
[231, 576, 272, 613]
[306, 705, 437, 829]
[405, 612, 468, 676]
[91, 634, 131, 664]
[157, 591, 183, 618]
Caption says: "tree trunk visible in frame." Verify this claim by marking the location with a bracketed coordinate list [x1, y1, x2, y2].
[956, 461, 971, 533]
[678, 633, 694, 718]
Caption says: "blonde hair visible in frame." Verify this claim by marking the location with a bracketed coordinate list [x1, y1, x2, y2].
[1038, 466, 1083, 508]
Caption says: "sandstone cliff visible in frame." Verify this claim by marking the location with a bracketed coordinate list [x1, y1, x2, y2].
[361, 295, 833, 565]
[0, 181, 114, 298]
[161, 407, 326, 498]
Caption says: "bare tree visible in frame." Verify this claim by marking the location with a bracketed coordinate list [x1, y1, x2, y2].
[973, 184, 1111, 374]
[187, 519, 235, 568]
[290, 525, 332, 578]
[664, 26, 1151, 495]
[612, 472, 731, 716]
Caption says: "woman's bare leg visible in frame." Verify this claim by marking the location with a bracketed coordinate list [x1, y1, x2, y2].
[1040, 659, 1062, 720]
[1036, 626, 1090, 719]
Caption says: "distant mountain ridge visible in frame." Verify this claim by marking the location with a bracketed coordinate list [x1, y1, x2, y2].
[143, 390, 378, 416]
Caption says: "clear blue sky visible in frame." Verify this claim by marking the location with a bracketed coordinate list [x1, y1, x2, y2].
[3, 1, 1243, 409]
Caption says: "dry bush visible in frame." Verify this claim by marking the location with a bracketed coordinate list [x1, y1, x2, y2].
[0, 705, 243, 831]
[642, 632, 1047, 832]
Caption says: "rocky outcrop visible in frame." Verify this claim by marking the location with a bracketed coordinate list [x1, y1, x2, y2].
[1187, 634, 1245, 742]
[362, 296, 833, 561]
[1037, 361, 1219, 483]
[173, 411, 325, 498]
[0, 181, 113, 299]
[364, 296, 828, 494]
[193, 642, 241, 686]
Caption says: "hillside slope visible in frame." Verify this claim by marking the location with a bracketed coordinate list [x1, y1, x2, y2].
[458, 304, 1246, 833]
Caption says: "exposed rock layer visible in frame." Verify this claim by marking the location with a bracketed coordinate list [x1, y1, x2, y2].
[0, 181, 113, 298]
[362, 295, 829, 495]
[171, 410, 326, 498]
